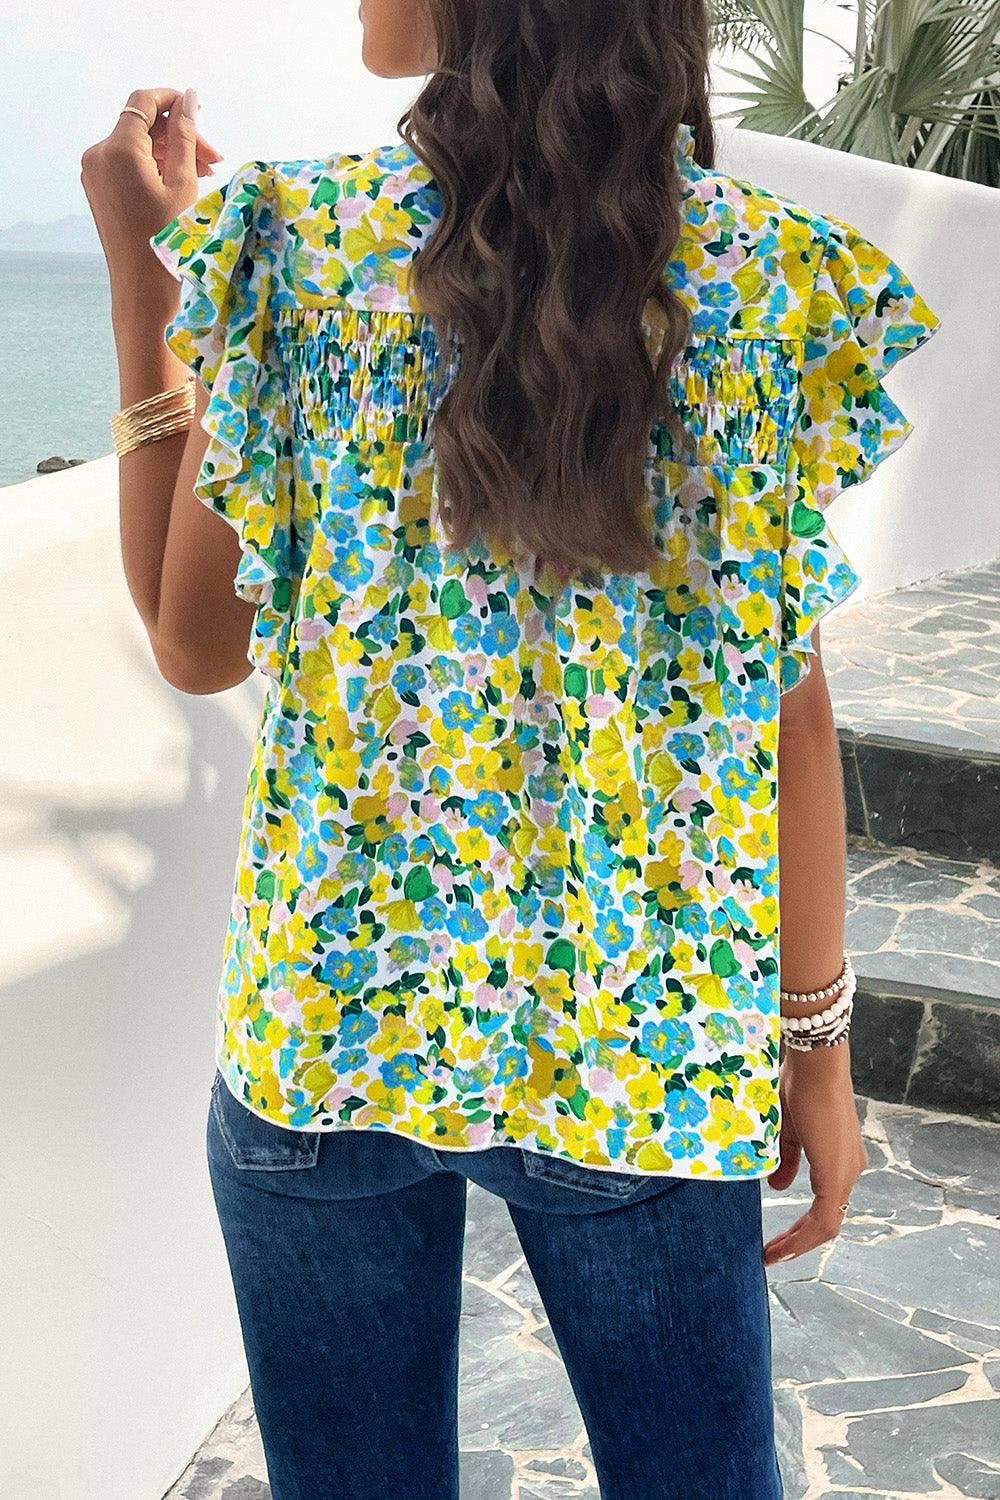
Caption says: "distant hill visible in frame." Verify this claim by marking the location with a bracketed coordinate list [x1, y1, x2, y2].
[0, 214, 102, 254]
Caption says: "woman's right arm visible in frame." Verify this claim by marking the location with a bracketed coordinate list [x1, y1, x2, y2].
[765, 626, 868, 1266]
[82, 87, 256, 696]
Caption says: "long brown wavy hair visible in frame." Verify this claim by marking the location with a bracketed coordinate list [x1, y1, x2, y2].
[398, 0, 714, 581]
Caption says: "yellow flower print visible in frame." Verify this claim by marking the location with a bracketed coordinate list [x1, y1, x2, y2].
[456, 1033, 487, 1062]
[535, 824, 571, 867]
[270, 910, 318, 964]
[428, 719, 466, 765]
[751, 895, 780, 936]
[299, 634, 355, 692]
[584, 1096, 615, 1131]
[456, 746, 504, 793]
[688, 973, 730, 1010]
[321, 745, 362, 789]
[417, 994, 448, 1033]
[510, 941, 544, 980]
[635, 1139, 675, 1172]
[423, 615, 455, 651]
[626, 1067, 666, 1113]
[297, 204, 341, 253]
[738, 812, 779, 861]
[245, 1069, 287, 1117]
[384, 897, 423, 932]
[497, 1105, 536, 1143]
[455, 827, 491, 864]
[565, 885, 596, 931]
[487, 657, 520, 696]
[703, 1095, 755, 1149]
[351, 791, 390, 839]
[669, 935, 696, 969]
[362, 1079, 407, 1117]
[554, 1116, 599, 1157]
[737, 593, 775, 637]
[262, 1015, 289, 1050]
[370, 1015, 422, 1059]
[370, 199, 415, 238]
[268, 817, 302, 858]
[534, 972, 574, 1008]
[451, 944, 490, 984]
[302, 996, 343, 1033]
[587, 716, 635, 796]
[298, 1058, 338, 1103]
[526, 1046, 560, 1099]
[481, 888, 508, 923]
[745, 1078, 776, 1113]
[405, 1108, 448, 1143]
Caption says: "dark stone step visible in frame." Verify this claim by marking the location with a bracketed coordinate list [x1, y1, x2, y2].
[845, 848, 1000, 1121]
[840, 731, 1000, 865]
[823, 559, 1000, 863]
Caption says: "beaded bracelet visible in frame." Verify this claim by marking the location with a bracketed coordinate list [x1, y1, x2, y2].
[782, 1018, 852, 1051]
[779, 955, 855, 1006]
[780, 969, 856, 1050]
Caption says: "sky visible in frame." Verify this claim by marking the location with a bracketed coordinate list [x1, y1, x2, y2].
[0, 0, 851, 230]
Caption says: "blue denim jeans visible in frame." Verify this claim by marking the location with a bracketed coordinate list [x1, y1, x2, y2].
[206, 1068, 782, 1500]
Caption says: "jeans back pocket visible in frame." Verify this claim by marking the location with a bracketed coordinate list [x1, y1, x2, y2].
[521, 1148, 656, 1201]
[210, 1069, 322, 1172]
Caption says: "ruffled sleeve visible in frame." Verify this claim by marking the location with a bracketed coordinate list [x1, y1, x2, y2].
[779, 219, 940, 690]
[149, 161, 292, 683]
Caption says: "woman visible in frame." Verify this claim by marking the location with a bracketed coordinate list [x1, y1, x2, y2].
[81, 2, 938, 1496]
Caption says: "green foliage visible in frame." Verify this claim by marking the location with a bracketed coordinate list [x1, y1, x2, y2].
[711, 0, 1000, 185]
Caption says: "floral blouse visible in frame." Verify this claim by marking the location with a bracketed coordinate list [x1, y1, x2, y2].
[150, 124, 938, 1178]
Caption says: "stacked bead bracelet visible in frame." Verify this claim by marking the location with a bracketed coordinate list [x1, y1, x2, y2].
[778, 956, 856, 1051]
[110, 378, 196, 457]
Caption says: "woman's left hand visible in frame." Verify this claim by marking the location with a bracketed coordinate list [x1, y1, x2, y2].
[81, 86, 223, 320]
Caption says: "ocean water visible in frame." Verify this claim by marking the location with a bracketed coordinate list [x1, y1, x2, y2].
[0, 252, 119, 488]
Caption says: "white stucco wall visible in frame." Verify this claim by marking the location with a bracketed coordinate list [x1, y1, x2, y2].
[1, 130, 997, 1500]
[0, 455, 262, 1500]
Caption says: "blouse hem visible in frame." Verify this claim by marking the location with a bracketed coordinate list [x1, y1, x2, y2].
[214, 1064, 781, 1182]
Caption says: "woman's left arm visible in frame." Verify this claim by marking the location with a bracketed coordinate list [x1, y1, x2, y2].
[82, 88, 257, 693]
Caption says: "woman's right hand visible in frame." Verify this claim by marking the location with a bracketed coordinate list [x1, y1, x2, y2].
[763, 1041, 868, 1265]
[80, 87, 222, 321]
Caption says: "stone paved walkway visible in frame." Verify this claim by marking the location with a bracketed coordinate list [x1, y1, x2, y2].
[845, 845, 1000, 1005]
[166, 1099, 1000, 1500]
[822, 560, 1000, 756]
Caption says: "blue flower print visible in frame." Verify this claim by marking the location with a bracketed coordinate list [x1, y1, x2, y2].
[640, 1018, 695, 1064]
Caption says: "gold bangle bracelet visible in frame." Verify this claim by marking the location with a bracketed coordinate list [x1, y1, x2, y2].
[112, 411, 195, 456]
[110, 379, 196, 457]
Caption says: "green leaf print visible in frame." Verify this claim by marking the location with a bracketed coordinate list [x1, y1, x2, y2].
[439, 579, 471, 619]
[547, 938, 577, 974]
[403, 866, 436, 902]
[566, 1085, 589, 1121]
[255, 869, 275, 901]
[709, 939, 741, 978]
[790, 500, 826, 538]
[311, 177, 340, 208]
[563, 664, 588, 701]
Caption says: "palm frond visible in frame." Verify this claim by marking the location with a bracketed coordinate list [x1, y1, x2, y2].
[717, 0, 1000, 183]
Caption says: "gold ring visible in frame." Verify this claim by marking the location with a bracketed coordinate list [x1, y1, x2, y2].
[120, 105, 153, 127]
